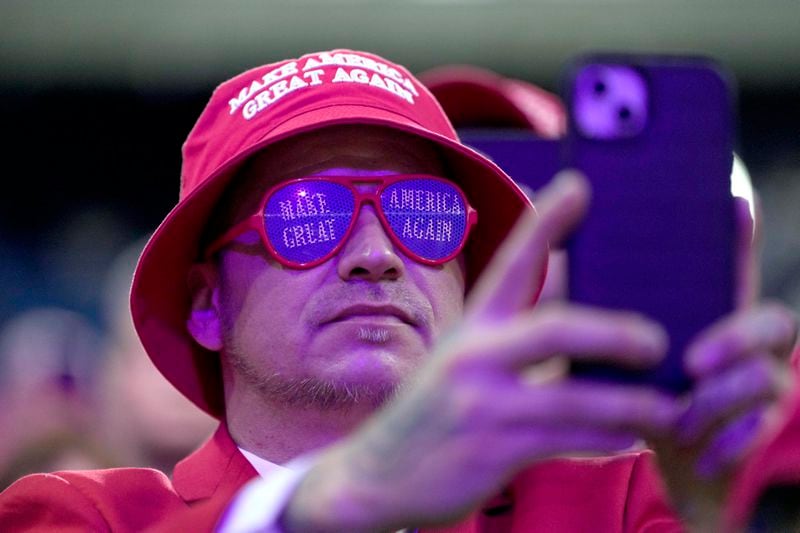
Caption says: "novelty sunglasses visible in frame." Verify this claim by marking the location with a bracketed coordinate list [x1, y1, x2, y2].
[206, 174, 479, 268]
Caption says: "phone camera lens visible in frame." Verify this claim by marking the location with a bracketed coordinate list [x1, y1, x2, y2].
[593, 80, 606, 96]
[618, 106, 632, 121]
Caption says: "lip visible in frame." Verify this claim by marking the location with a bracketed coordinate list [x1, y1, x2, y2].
[325, 304, 417, 327]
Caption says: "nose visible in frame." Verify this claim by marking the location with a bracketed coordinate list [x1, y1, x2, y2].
[337, 205, 405, 281]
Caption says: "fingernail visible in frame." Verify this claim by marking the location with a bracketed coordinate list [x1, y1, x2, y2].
[551, 170, 583, 192]
[640, 322, 669, 358]
[686, 341, 721, 377]
[552, 170, 577, 184]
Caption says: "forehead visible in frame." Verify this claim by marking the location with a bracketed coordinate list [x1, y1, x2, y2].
[242, 124, 444, 185]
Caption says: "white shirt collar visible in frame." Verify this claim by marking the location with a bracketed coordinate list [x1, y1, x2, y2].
[238, 447, 289, 479]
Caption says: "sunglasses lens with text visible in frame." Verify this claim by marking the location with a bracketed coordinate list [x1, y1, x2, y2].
[265, 181, 354, 265]
[381, 178, 468, 262]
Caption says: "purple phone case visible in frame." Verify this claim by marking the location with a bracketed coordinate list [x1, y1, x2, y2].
[565, 55, 736, 393]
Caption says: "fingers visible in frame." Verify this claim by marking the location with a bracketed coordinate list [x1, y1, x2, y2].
[495, 381, 680, 436]
[677, 356, 787, 444]
[685, 303, 798, 378]
[467, 171, 590, 321]
[694, 407, 766, 479]
[503, 426, 638, 461]
[677, 305, 796, 480]
[461, 304, 667, 371]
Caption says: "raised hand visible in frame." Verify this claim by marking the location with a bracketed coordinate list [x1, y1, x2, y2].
[280, 172, 683, 532]
[646, 194, 798, 530]
[651, 302, 797, 531]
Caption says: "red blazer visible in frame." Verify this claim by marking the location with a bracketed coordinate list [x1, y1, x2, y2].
[3, 401, 800, 532]
[0, 423, 682, 532]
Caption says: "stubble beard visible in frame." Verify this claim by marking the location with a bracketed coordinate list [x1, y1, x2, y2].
[222, 282, 433, 410]
[224, 338, 406, 411]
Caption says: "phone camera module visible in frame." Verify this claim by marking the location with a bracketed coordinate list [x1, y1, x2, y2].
[573, 64, 648, 140]
[593, 81, 607, 96]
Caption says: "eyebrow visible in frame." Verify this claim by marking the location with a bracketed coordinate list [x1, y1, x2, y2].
[311, 167, 402, 177]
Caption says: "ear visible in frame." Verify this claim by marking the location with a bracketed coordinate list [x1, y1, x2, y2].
[186, 263, 224, 351]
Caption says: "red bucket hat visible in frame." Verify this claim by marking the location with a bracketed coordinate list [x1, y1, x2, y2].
[131, 49, 533, 418]
[418, 64, 566, 137]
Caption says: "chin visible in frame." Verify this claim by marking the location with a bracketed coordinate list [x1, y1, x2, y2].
[323, 347, 410, 385]
[306, 348, 417, 404]
[296, 325, 426, 408]
[311, 321, 424, 368]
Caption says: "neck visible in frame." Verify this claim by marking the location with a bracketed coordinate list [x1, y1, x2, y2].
[224, 388, 379, 464]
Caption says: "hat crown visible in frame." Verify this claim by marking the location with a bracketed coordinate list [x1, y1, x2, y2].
[180, 49, 457, 199]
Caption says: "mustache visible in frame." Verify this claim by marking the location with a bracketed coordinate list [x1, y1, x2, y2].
[304, 282, 433, 328]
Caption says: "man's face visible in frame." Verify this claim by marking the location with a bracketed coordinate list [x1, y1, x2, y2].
[206, 126, 466, 408]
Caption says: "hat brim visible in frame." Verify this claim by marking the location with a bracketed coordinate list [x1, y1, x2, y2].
[132, 103, 534, 417]
[418, 66, 533, 129]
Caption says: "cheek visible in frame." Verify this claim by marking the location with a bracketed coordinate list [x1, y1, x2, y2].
[217, 255, 303, 349]
[415, 260, 466, 334]
[218, 255, 261, 329]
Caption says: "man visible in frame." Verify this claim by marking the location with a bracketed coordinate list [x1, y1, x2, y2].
[1, 49, 798, 532]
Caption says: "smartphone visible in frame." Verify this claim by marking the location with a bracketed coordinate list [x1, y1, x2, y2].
[564, 54, 737, 393]
[458, 129, 560, 193]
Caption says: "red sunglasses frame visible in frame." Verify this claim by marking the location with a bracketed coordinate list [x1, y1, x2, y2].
[206, 174, 479, 269]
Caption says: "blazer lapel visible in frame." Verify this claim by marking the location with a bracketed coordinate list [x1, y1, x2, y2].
[172, 422, 258, 505]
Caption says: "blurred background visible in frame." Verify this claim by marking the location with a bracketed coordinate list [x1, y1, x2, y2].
[0, 1, 798, 484]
